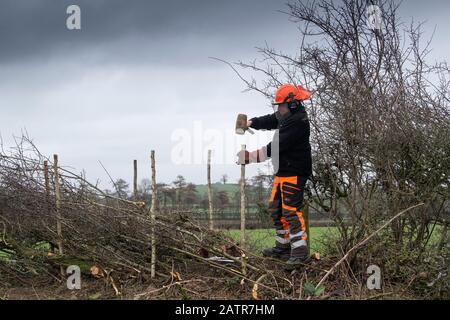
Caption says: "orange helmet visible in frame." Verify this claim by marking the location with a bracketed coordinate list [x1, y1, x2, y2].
[272, 84, 312, 105]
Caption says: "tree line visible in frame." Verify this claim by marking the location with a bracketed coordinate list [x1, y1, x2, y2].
[105, 170, 275, 215]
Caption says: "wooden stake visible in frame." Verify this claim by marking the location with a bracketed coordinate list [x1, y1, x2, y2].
[133, 159, 138, 200]
[53, 154, 64, 277]
[207, 150, 213, 230]
[44, 160, 56, 253]
[150, 150, 157, 279]
[239, 145, 247, 275]
[44, 160, 50, 204]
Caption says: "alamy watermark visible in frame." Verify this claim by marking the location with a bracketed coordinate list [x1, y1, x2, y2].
[66, 265, 81, 290]
[170, 121, 279, 169]
[66, 5, 81, 30]
[367, 264, 382, 290]
[367, 3, 382, 31]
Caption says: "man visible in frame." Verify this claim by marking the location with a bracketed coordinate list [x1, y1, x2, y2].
[237, 84, 312, 270]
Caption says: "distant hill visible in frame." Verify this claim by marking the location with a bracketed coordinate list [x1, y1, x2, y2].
[195, 182, 240, 198]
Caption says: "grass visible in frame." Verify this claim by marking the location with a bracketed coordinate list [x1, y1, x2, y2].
[426, 224, 446, 245]
[195, 183, 241, 198]
[225, 227, 338, 255]
[0, 241, 51, 260]
[0, 250, 10, 258]
[226, 224, 447, 257]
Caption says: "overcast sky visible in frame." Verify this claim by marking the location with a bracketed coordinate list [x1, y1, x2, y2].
[1, 0, 449, 190]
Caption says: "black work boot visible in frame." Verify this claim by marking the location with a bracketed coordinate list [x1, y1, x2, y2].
[284, 245, 310, 271]
[262, 245, 290, 260]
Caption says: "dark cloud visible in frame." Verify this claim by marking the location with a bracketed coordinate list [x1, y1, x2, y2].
[1, 0, 449, 66]
[2, 0, 447, 68]
[0, 0, 294, 65]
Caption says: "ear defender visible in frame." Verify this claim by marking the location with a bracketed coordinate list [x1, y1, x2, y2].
[288, 92, 300, 110]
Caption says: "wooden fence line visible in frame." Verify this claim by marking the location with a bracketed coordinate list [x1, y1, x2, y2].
[133, 159, 138, 200]
[53, 154, 64, 278]
[150, 150, 157, 279]
[207, 150, 213, 230]
[239, 144, 247, 275]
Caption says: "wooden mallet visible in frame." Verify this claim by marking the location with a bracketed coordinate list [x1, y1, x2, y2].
[235, 114, 254, 135]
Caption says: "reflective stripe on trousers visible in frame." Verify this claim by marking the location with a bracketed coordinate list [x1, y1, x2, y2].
[268, 176, 308, 248]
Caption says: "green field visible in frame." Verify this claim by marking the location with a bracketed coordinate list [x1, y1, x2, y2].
[226, 225, 446, 257]
[226, 227, 337, 255]
[195, 183, 241, 199]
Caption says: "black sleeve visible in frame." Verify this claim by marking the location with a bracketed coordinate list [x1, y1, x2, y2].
[249, 113, 278, 130]
[265, 112, 309, 158]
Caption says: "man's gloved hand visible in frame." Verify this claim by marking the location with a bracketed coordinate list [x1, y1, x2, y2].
[236, 148, 267, 165]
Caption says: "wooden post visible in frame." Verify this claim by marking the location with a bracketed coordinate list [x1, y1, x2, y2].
[53, 154, 64, 277]
[44, 160, 55, 253]
[150, 150, 157, 279]
[44, 160, 50, 203]
[239, 145, 247, 275]
[207, 150, 214, 230]
[133, 159, 138, 200]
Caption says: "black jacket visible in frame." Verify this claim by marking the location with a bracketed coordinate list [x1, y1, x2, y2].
[249, 107, 312, 178]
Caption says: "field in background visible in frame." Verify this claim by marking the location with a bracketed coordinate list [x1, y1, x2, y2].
[195, 182, 240, 199]
[226, 225, 446, 257]
[226, 227, 336, 255]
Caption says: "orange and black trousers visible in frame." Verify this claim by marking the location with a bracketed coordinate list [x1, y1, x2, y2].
[268, 176, 308, 255]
